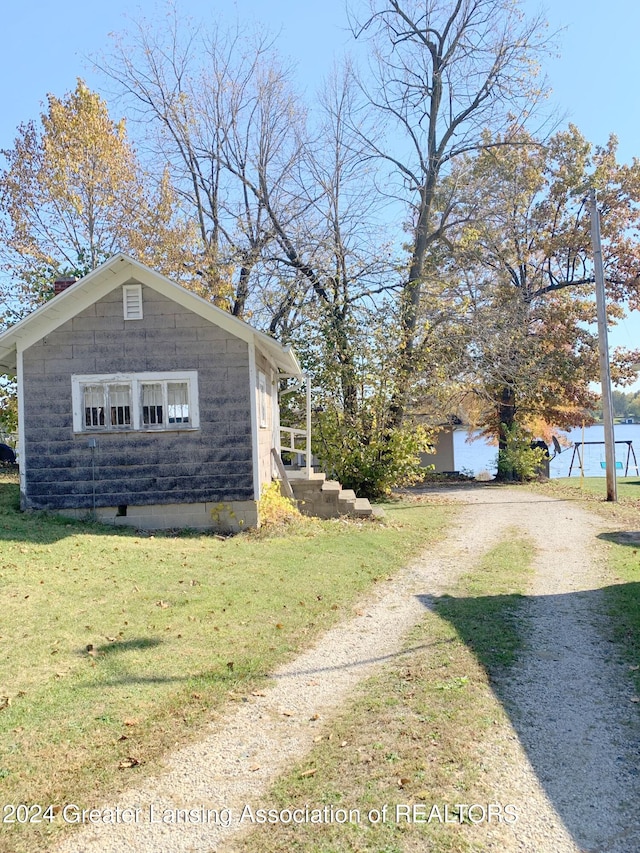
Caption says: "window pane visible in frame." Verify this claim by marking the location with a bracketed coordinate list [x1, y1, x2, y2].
[108, 384, 132, 427]
[167, 382, 189, 424]
[141, 383, 163, 425]
[83, 385, 105, 428]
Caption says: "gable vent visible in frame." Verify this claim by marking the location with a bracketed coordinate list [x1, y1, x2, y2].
[123, 284, 143, 320]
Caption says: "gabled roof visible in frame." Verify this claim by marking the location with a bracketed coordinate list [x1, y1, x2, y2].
[0, 254, 302, 376]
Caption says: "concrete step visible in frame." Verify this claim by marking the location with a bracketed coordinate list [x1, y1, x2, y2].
[286, 470, 326, 482]
[353, 497, 373, 517]
[290, 478, 325, 497]
[338, 489, 357, 513]
[287, 471, 385, 521]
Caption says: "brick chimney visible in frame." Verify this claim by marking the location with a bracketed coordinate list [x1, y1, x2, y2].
[54, 277, 76, 296]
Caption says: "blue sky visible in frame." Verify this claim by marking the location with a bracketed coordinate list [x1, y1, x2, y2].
[1, 0, 639, 388]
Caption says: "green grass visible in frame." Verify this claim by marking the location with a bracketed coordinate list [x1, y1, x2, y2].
[235, 533, 535, 853]
[598, 535, 640, 696]
[550, 476, 640, 502]
[434, 532, 535, 672]
[0, 475, 451, 853]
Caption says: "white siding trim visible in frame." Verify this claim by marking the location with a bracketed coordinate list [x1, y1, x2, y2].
[248, 342, 261, 501]
[16, 348, 26, 499]
[271, 369, 280, 478]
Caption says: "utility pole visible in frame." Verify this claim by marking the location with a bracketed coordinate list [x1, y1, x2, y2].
[589, 188, 617, 502]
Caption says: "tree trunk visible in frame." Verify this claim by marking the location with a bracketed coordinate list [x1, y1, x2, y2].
[495, 385, 517, 481]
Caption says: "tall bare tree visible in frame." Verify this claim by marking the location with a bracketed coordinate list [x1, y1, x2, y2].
[101, 11, 306, 314]
[101, 15, 398, 418]
[350, 0, 554, 425]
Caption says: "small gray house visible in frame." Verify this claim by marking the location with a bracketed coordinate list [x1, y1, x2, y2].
[0, 254, 303, 531]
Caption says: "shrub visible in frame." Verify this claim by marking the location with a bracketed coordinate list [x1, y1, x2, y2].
[313, 408, 431, 499]
[258, 481, 302, 527]
[496, 423, 548, 481]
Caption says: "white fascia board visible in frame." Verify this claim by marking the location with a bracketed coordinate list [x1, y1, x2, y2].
[0, 256, 137, 366]
[0, 252, 302, 377]
[248, 341, 261, 502]
[254, 335, 302, 377]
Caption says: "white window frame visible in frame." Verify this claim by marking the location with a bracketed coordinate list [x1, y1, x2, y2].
[258, 370, 268, 428]
[72, 371, 199, 433]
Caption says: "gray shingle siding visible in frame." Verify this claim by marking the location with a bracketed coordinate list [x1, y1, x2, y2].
[21, 284, 254, 511]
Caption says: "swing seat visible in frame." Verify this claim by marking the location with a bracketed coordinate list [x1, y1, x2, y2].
[600, 460, 623, 469]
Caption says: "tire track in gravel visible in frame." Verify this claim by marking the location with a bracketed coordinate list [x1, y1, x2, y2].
[53, 486, 640, 853]
[439, 486, 640, 853]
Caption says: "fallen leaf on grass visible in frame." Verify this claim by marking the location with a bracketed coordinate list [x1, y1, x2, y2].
[156, 600, 170, 609]
[118, 757, 140, 769]
[299, 768, 317, 778]
[249, 764, 260, 772]
[310, 713, 320, 721]
[251, 691, 266, 697]
[0, 697, 11, 710]
[123, 719, 139, 727]
[398, 777, 411, 788]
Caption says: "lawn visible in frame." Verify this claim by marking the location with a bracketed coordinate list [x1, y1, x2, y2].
[0, 474, 451, 853]
[550, 476, 640, 502]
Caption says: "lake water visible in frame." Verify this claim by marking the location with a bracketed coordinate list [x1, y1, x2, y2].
[453, 423, 640, 479]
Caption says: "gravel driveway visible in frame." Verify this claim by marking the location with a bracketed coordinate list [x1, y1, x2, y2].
[54, 485, 640, 853]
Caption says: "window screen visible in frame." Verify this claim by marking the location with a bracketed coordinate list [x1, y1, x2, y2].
[108, 384, 132, 427]
[167, 382, 189, 424]
[141, 383, 164, 426]
[84, 385, 105, 428]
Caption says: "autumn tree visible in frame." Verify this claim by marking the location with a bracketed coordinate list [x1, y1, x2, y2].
[0, 79, 190, 319]
[349, 0, 553, 427]
[446, 126, 640, 477]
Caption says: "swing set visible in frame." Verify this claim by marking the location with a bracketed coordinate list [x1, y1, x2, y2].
[567, 440, 640, 477]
